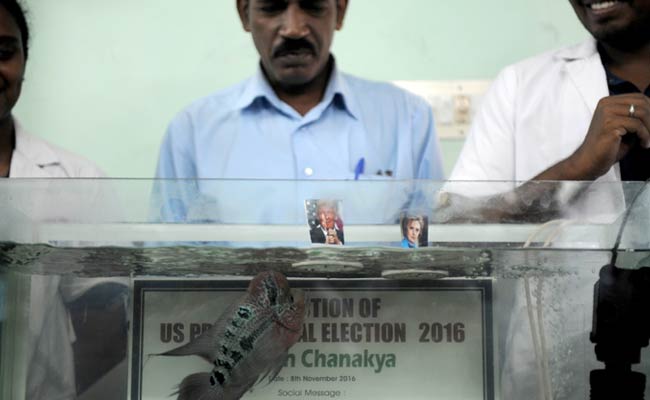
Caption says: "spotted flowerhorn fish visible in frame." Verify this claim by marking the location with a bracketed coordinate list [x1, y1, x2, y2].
[157, 271, 305, 400]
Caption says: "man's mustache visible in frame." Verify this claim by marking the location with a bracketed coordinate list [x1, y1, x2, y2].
[273, 39, 316, 58]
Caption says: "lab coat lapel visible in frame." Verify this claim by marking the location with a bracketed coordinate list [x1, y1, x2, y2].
[9, 122, 61, 178]
[9, 154, 52, 177]
[560, 40, 609, 114]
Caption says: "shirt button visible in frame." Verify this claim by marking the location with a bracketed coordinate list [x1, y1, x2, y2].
[304, 167, 314, 177]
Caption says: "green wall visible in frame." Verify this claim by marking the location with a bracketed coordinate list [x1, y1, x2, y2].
[14, 0, 588, 178]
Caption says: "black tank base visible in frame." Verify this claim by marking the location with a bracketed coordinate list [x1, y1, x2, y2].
[590, 369, 646, 400]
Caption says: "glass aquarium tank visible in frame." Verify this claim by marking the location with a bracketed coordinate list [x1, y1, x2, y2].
[1, 179, 649, 400]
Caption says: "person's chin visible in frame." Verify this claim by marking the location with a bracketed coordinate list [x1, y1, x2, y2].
[276, 70, 316, 87]
[585, 9, 638, 37]
[592, 20, 647, 47]
[271, 58, 321, 84]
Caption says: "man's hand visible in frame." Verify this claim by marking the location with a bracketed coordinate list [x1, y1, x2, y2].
[436, 95, 650, 224]
[567, 93, 650, 180]
[326, 228, 341, 245]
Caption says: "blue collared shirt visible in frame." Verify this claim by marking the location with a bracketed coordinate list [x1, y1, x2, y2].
[153, 64, 443, 224]
[156, 64, 443, 181]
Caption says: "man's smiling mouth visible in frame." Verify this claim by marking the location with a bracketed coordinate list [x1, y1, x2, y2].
[586, 0, 624, 12]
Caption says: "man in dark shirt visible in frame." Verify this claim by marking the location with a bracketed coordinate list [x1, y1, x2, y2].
[534, 0, 650, 182]
[451, 0, 650, 188]
[447, 0, 650, 224]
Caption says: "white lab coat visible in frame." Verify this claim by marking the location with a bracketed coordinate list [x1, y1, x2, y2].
[9, 121, 105, 179]
[447, 41, 648, 399]
[5, 121, 109, 400]
[448, 38, 625, 222]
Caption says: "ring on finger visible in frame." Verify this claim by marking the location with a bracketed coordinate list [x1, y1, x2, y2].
[629, 104, 636, 118]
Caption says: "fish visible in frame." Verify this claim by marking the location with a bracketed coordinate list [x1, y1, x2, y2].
[155, 271, 305, 400]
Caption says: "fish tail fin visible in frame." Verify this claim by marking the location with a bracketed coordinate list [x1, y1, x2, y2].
[175, 373, 221, 400]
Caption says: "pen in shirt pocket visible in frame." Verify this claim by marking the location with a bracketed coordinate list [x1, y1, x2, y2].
[354, 158, 365, 180]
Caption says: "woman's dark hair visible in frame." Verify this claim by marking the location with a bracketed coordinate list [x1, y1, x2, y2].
[0, 0, 29, 60]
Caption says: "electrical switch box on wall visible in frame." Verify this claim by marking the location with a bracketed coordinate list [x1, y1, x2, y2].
[392, 81, 491, 139]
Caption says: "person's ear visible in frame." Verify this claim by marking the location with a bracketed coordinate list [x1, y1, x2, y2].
[335, 0, 349, 30]
[237, 0, 252, 32]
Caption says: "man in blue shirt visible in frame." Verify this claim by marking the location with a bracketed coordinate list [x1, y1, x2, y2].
[155, 0, 443, 182]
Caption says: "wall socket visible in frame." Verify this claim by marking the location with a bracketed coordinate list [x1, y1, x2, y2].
[392, 80, 491, 139]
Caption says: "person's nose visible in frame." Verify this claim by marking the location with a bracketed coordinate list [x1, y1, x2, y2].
[280, 4, 309, 39]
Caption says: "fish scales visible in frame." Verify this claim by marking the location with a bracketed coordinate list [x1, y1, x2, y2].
[210, 304, 275, 387]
